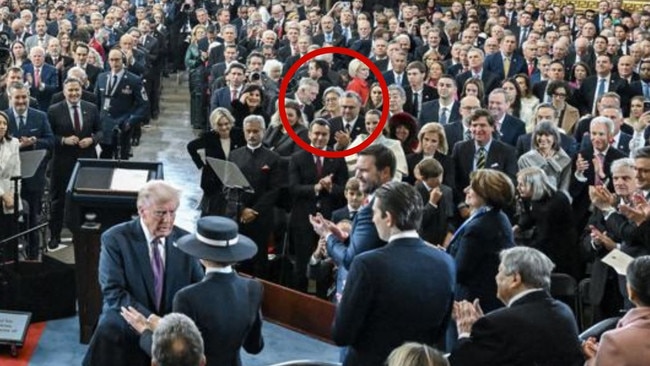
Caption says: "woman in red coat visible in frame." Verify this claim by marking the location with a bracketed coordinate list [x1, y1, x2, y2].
[346, 59, 370, 106]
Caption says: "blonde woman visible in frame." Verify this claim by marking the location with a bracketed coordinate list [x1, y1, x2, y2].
[185, 25, 208, 129]
[346, 58, 370, 106]
[387, 343, 449, 366]
[407, 122, 454, 187]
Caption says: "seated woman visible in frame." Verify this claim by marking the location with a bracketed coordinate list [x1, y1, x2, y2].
[518, 121, 572, 195]
[447, 169, 515, 313]
[345, 109, 408, 181]
[584, 256, 650, 366]
[187, 108, 245, 216]
[514, 167, 580, 279]
[315, 86, 344, 120]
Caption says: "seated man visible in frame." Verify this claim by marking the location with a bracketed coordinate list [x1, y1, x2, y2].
[151, 313, 206, 366]
[449, 246, 583, 366]
[82, 180, 204, 366]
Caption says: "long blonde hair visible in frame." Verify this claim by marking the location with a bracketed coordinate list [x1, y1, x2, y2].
[386, 342, 449, 366]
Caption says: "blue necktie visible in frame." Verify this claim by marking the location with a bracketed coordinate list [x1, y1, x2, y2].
[596, 78, 607, 98]
[19, 115, 25, 129]
[644, 83, 650, 100]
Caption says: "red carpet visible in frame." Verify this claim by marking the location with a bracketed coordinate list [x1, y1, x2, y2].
[0, 322, 46, 365]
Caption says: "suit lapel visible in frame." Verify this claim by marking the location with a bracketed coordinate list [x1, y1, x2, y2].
[132, 221, 157, 307]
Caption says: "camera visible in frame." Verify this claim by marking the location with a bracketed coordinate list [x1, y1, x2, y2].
[249, 72, 262, 81]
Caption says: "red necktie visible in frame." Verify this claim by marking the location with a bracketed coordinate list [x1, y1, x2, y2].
[231, 89, 237, 102]
[528, 63, 534, 76]
[34, 67, 40, 88]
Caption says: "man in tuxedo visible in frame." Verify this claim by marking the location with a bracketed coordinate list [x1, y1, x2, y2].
[577, 54, 628, 115]
[452, 108, 517, 197]
[456, 47, 500, 98]
[47, 78, 102, 249]
[82, 180, 204, 366]
[67, 43, 101, 90]
[487, 89, 526, 147]
[95, 49, 149, 159]
[23, 46, 58, 112]
[404, 61, 437, 119]
[311, 144, 394, 271]
[327, 91, 366, 149]
[449, 246, 583, 365]
[483, 34, 526, 80]
[330, 182, 455, 366]
[5, 82, 54, 260]
[226, 115, 281, 278]
[420, 75, 460, 127]
[288, 119, 348, 292]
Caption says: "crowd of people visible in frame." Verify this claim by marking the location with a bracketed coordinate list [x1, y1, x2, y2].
[2, 0, 650, 364]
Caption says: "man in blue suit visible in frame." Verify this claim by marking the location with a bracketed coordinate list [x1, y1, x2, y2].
[332, 182, 456, 365]
[483, 34, 527, 80]
[5, 82, 54, 259]
[23, 46, 59, 112]
[381, 51, 409, 89]
[95, 49, 148, 159]
[210, 62, 246, 114]
[488, 88, 526, 147]
[311, 144, 394, 271]
[83, 180, 204, 366]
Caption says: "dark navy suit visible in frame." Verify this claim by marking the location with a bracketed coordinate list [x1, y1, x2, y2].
[449, 291, 583, 366]
[382, 70, 409, 88]
[333, 236, 456, 366]
[83, 219, 204, 366]
[139, 272, 264, 366]
[497, 114, 527, 147]
[210, 86, 234, 113]
[23, 62, 59, 111]
[483, 52, 527, 80]
[419, 100, 461, 127]
[6, 107, 54, 258]
[94, 70, 148, 159]
[447, 208, 514, 312]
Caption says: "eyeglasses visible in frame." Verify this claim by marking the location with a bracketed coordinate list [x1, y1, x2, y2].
[151, 210, 177, 218]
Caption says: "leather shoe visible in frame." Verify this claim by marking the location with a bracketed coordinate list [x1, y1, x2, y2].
[48, 237, 60, 250]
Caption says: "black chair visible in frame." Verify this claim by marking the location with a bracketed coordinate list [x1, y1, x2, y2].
[578, 316, 621, 342]
[267, 361, 342, 366]
[551, 273, 581, 327]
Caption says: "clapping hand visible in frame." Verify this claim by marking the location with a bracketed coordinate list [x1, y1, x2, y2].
[453, 299, 483, 335]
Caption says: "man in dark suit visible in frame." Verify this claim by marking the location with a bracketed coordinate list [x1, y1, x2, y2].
[210, 62, 246, 114]
[23, 46, 59, 112]
[82, 180, 204, 366]
[95, 49, 149, 160]
[121, 216, 264, 366]
[311, 144, 393, 271]
[488, 89, 526, 147]
[67, 43, 101, 90]
[382, 51, 408, 89]
[449, 246, 583, 365]
[414, 28, 450, 61]
[0, 67, 39, 110]
[312, 15, 345, 47]
[578, 107, 633, 155]
[483, 34, 527, 80]
[445, 96, 482, 150]
[414, 158, 454, 246]
[419, 75, 461, 127]
[5, 82, 54, 259]
[626, 59, 650, 105]
[515, 103, 577, 158]
[577, 54, 628, 115]
[452, 109, 518, 197]
[289, 119, 348, 292]
[404, 61, 438, 119]
[369, 38, 390, 73]
[327, 91, 366, 149]
[50, 67, 98, 105]
[330, 182, 456, 366]
[227, 115, 281, 279]
[456, 48, 500, 98]
[570, 116, 627, 232]
[47, 78, 102, 249]
[137, 19, 162, 120]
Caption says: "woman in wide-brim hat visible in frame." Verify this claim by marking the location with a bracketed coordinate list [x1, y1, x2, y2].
[121, 216, 265, 366]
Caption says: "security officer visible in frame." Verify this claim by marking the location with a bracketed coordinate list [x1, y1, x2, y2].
[95, 48, 148, 160]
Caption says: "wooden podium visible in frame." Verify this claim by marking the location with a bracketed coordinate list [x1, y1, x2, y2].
[65, 159, 164, 343]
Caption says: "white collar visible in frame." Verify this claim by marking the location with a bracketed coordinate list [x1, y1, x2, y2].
[388, 230, 419, 242]
[206, 266, 233, 274]
[507, 288, 544, 307]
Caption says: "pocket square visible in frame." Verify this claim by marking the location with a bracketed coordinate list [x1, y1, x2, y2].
[490, 163, 499, 168]
[261, 164, 270, 171]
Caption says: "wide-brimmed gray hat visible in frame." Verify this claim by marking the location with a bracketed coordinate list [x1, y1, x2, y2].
[177, 216, 257, 263]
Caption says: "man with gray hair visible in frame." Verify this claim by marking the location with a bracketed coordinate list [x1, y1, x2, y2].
[227, 115, 281, 278]
[449, 247, 583, 365]
[152, 313, 206, 366]
[49, 67, 97, 105]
